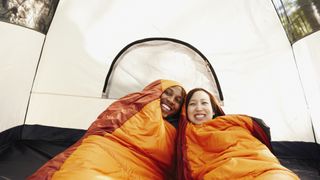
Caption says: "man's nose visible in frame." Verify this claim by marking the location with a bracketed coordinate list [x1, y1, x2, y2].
[167, 96, 175, 104]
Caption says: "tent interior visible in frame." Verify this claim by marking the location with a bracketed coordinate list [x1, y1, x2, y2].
[0, 0, 320, 179]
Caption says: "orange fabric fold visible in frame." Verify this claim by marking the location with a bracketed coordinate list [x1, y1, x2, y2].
[178, 114, 300, 180]
[28, 79, 182, 180]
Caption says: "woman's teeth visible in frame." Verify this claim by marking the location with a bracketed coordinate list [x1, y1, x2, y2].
[195, 114, 205, 119]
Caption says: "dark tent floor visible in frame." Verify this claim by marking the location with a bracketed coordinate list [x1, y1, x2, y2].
[0, 125, 319, 180]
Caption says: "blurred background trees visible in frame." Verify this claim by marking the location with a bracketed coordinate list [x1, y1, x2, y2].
[0, 0, 59, 34]
[273, 0, 320, 43]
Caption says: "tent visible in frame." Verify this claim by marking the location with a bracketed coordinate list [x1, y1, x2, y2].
[0, 0, 319, 179]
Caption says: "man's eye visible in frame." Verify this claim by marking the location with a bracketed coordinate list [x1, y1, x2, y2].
[175, 98, 181, 103]
[165, 90, 173, 96]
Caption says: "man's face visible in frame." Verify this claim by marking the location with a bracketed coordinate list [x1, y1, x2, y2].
[160, 86, 184, 118]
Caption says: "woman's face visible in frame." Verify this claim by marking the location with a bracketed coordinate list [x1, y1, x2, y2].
[160, 86, 184, 118]
[187, 90, 214, 124]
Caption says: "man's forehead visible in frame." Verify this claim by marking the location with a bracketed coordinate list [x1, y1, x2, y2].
[170, 86, 182, 93]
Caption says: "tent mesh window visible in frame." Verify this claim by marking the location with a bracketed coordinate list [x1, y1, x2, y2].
[102, 37, 224, 105]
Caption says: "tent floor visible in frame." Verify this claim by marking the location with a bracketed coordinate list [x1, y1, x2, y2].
[0, 125, 319, 180]
[0, 140, 73, 180]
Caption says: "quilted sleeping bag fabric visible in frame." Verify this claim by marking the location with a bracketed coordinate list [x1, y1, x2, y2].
[177, 110, 300, 179]
[28, 79, 182, 180]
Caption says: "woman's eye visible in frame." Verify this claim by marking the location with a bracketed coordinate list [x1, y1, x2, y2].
[189, 103, 195, 106]
[202, 102, 209, 105]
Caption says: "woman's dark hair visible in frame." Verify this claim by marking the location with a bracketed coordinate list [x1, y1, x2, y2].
[185, 88, 225, 117]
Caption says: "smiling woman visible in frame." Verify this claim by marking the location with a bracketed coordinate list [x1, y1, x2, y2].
[187, 90, 215, 125]
[177, 88, 300, 180]
[186, 88, 224, 125]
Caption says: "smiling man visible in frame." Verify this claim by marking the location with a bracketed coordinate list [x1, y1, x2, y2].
[29, 79, 186, 180]
[160, 85, 186, 128]
[160, 86, 185, 118]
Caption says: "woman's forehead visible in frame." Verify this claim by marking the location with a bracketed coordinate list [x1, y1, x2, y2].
[190, 90, 210, 100]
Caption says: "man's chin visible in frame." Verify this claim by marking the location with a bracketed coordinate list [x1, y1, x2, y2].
[164, 113, 177, 119]
[162, 111, 172, 119]
[163, 114, 173, 119]
[162, 113, 168, 119]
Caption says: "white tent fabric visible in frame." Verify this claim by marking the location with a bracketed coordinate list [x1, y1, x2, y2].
[0, 22, 44, 132]
[293, 31, 320, 143]
[0, 0, 319, 143]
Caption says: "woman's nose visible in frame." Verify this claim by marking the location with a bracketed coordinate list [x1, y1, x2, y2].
[195, 105, 201, 110]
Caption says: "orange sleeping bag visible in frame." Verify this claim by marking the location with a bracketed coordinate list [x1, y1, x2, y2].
[177, 114, 300, 180]
[28, 79, 181, 180]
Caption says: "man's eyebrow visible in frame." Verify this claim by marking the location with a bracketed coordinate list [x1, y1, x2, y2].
[167, 88, 173, 93]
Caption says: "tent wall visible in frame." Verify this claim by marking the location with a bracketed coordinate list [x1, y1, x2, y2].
[0, 22, 44, 133]
[3, 0, 312, 142]
[26, 94, 113, 129]
[293, 31, 320, 143]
